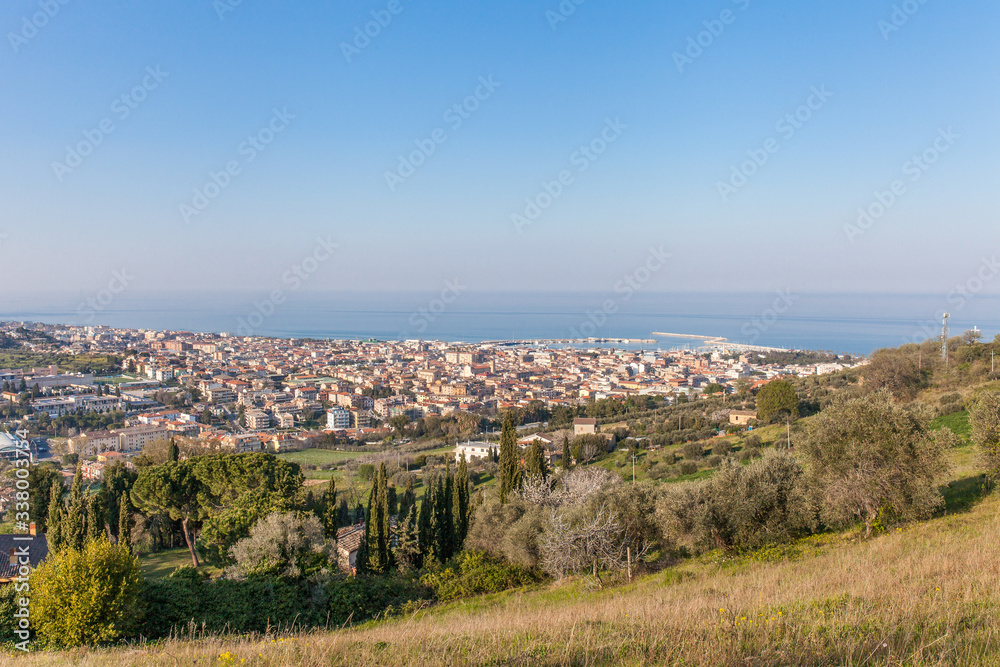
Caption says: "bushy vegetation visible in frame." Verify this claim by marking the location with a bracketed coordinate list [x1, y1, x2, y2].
[659, 451, 815, 553]
[29, 539, 142, 647]
[139, 567, 431, 638]
[13, 335, 1000, 661]
[420, 551, 537, 601]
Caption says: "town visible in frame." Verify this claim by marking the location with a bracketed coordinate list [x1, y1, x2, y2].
[0, 320, 861, 477]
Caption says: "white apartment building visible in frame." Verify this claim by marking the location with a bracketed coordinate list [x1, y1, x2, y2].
[327, 406, 351, 430]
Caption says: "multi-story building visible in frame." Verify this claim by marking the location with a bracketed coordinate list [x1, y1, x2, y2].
[374, 396, 408, 418]
[205, 386, 237, 404]
[113, 424, 171, 453]
[245, 410, 271, 430]
[327, 406, 351, 430]
[67, 430, 119, 456]
[221, 433, 266, 453]
[30, 394, 122, 417]
[350, 409, 371, 428]
[81, 460, 106, 480]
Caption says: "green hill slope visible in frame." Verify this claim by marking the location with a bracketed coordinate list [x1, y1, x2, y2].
[24, 488, 1000, 666]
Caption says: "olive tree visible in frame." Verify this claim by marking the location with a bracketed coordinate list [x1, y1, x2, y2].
[969, 391, 1000, 481]
[657, 451, 814, 553]
[224, 511, 334, 579]
[801, 390, 947, 535]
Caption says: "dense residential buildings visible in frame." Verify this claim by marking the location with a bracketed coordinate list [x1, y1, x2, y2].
[1, 321, 862, 462]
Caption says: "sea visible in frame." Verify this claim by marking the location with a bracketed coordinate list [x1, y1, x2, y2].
[2, 291, 999, 356]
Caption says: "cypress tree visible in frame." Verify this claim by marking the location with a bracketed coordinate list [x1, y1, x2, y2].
[498, 411, 520, 504]
[444, 465, 455, 558]
[167, 438, 180, 462]
[86, 492, 106, 544]
[387, 485, 398, 517]
[66, 466, 86, 551]
[526, 440, 548, 481]
[377, 463, 394, 571]
[70, 465, 84, 504]
[118, 491, 132, 551]
[338, 499, 351, 528]
[396, 504, 421, 571]
[432, 473, 454, 562]
[398, 480, 416, 520]
[323, 477, 338, 537]
[561, 434, 572, 470]
[365, 462, 393, 573]
[47, 479, 65, 552]
[454, 453, 470, 548]
[417, 486, 434, 563]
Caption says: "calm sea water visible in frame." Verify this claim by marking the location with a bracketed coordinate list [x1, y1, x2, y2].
[3, 291, 999, 355]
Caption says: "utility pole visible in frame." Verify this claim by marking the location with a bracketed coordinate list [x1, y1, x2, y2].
[632, 453, 636, 483]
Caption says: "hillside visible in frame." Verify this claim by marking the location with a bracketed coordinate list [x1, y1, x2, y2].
[14, 336, 1000, 666]
[19, 489, 1000, 666]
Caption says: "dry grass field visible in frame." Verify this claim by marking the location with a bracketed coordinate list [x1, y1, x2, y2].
[9, 488, 1000, 666]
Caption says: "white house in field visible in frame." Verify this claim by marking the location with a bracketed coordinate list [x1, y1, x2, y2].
[454, 440, 494, 463]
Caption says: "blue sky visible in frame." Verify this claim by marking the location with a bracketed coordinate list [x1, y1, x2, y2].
[2, 0, 999, 301]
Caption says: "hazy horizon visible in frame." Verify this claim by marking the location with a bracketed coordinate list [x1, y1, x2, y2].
[3, 0, 999, 298]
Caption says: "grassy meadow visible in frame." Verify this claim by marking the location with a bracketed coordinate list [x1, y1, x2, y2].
[20, 479, 1000, 666]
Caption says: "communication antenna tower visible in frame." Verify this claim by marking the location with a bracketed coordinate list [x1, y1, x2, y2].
[941, 313, 950, 363]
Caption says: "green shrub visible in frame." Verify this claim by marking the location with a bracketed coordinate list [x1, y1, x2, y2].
[421, 551, 537, 601]
[137, 571, 431, 638]
[31, 540, 143, 647]
[0, 585, 21, 643]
